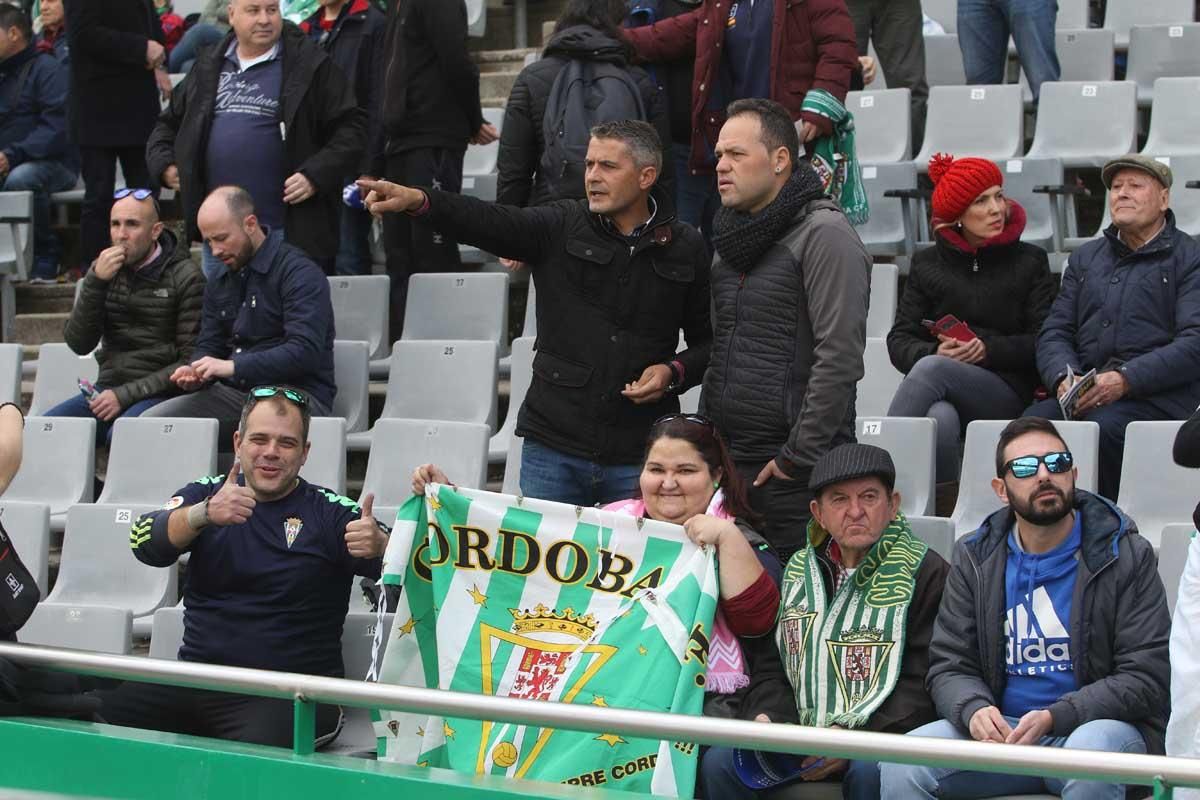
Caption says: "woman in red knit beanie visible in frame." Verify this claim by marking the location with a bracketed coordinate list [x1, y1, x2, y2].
[885, 154, 1059, 503]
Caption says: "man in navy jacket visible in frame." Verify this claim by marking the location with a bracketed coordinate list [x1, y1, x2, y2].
[1028, 155, 1200, 500]
[143, 186, 336, 440]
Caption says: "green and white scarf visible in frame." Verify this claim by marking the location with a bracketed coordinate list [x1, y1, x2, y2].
[776, 513, 927, 728]
[801, 88, 869, 225]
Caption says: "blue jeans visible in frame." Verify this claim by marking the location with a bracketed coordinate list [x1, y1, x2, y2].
[879, 717, 1146, 799]
[699, 745, 881, 800]
[957, 0, 1060, 101]
[672, 142, 719, 242]
[168, 22, 226, 73]
[43, 387, 168, 446]
[335, 201, 372, 276]
[1, 159, 78, 275]
[518, 438, 640, 507]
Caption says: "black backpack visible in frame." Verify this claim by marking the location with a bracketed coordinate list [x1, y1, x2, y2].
[539, 58, 648, 200]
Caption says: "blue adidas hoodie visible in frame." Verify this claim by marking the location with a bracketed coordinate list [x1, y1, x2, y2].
[1001, 514, 1082, 717]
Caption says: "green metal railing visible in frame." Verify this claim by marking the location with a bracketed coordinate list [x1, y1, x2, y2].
[0, 640, 1197, 799]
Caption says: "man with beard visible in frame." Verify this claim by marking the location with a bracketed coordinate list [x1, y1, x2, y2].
[880, 417, 1172, 800]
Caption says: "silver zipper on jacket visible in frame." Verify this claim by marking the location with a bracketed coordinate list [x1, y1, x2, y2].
[973, 256, 979, 273]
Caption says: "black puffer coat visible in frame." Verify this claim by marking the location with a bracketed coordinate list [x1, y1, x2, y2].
[496, 25, 673, 207]
[63, 229, 205, 408]
[887, 202, 1058, 402]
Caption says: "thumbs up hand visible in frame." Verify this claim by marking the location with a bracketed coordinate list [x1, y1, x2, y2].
[345, 492, 387, 558]
[206, 460, 257, 526]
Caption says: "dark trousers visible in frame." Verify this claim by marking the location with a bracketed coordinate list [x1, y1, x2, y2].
[737, 460, 814, 565]
[79, 145, 152, 267]
[382, 147, 465, 342]
[846, 0, 929, 151]
[96, 680, 342, 748]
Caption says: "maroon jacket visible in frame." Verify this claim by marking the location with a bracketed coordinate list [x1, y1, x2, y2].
[625, 0, 857, 173]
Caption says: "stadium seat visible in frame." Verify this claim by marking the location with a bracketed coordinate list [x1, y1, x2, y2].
[0, 344, 20, 405]
[1025, 81, 1137, 168]
[908, 515, 955, 561]
[855, 338, 903, 418]
[1016, 29, 1115, 103]
[679, 385, 701, 415]
[1117, 420, 1192, 548]
[500, 281, 536, 377]
[346, 340, 498, 451]
[1148, 155, 1200, 236]
[302, 417, 347, 495]
[401, 272, 509, 348]
[1141, 78, 1200, 156]
[148, 604, 185, 660]
[1057, 0, 1089, 28]
[1126, 24, 1200, 105]
[0, 191, 33, 281]
[952, 420, 1100, 538]
[502, 435, 523, 495]
[915, 85, 1024, 169]
[332, 339, 370, 434]
[1103, 0, 1194, 48]
[846, 89, 912, 163]
[490, 336, 534, 464]
[361, 419, 490, 510]
[857, 417, 935, 517]
[332, 611, 396, 756]
[328, 275, 390, 360]
[922, 0, 956, 32]
[27, 342, 99, 416]
[866, 263, 898, 339]
[462, 108, 504, 201]
[96, 418, 219, 505]
[1, 417, 95, 529]
[923, 34, 967, 87]
[855, 162, 920, 257]
[18, 603, 133, 655]
[467, 0, 486, 38]
[1160, 524, 1194, 616]
[999, 157, 1064, 251]
[0, 500, 50, 595]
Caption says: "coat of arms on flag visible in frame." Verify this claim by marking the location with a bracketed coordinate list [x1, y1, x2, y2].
[284, 516, 303, 549]
[371, 485, 718, 797]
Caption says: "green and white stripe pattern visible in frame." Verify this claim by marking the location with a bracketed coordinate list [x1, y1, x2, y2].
[373, 485, 718, 797]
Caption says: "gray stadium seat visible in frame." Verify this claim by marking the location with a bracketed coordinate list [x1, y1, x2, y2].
[500, 281, 536, 378]
[328, 275, 390, 360]
[490, 336, 534, 463]
[1126, 24, 1200, 105]
[502, 435, 524, 495]
[332, 611, 396, 756]
[908, 515, 955, 561]
[679, 385, 701, 415]
[922, 0, 956, 32]
[0, 191, 33, 281]
[466, 0, 486, 36]
[855, 338, 903, 418]
[1103, 0, 1194, 48]
[0, 501, 50, 594]
[1147, 155, 1200, 236]
[302, 416, 346, 495]
[857, 417, 935, 517]
[846, 89, 912, 163]
[347, 340, 498, 451]
[915, 85, 1024, 169]
[1016, 29, 1115, 103]
[402, 272, 509, 347]
[148, 604, 185, 660]
[1142, 78, 1200, 156]
[1057, 0, 1089, 28]
[952, 420, 1100, 538]
[1024, 81, 1138, 168]
[19, 603, 133, 654]
[1160, 524, 1194, 616]
[2, 417, 95, 529]
[999, 157, 1064, 251]
[97, 418, 219, 505]
[867, 263, 898, 339]
[1116, 420, 1192, 548]
[923, 34, 966, 87]
[331, 339, 370, 434]
[28, 342, 98, 416]
[360, 419, 490, 509]
[855, 162, 919, 257]
[0, 344, 20, 405]
[462, 108, 504, 201]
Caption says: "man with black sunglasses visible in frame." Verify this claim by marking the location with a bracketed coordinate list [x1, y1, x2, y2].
[881, 416, 1171, 799]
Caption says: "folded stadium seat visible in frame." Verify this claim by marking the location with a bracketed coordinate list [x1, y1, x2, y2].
[855, 338, 904, 418]
[327, 274, 390, 361]
[1116, 420, 1192, 549]
[0, 191, 33, 281]
[96, 418, 218, 506]
[855, 162, 921, 258]
[466, 0, 485, 37]
[846, 89, 912, 163]
[0, 343, 20, 405]
[1159, 523, 1194, 616]
[332, 339, 370, 434]
[489, 336, 533, 464]
[1126, 24, 1200, 107]
[1, 417, 95, 531]
[360, 419, 490, 518]
[914, 85, 1024, 170]
[346, 340, 498, 451]
[18, 603, 133, 655]
[301, 417, 347, 495]
[856, 416, 935, 517]
[923, 34, 967, 87]
[461, 108, 505, 203]
[922, 0, 956, 32]
[1025, 81, 1138, 169]
[866, 263, 899, 340]
[1015, 29, 1116, 105]
[1142, 78, 1200, 156]
[1153, 155, 1200, 236]
[997, 157, 1063, 251]
[0, 500, 51, 595]
[951, 420, 1099, 539]
[1103, 0, 1194, 49]
[328, 611, 396, 757]
[907, 515, 955, 561]
[401, 272, 509, 356]
[148, 604, 185, 660]
[27, 342, 99, 416]
[499, 281, 536, 377]
[502, 434, 523, 495]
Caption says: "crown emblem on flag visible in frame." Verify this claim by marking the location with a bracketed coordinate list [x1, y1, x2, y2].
[838, 626, 884, 644]
[509, 604, 598, 642]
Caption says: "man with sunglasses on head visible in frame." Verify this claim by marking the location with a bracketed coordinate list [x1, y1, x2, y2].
[880, 416, 1171, 800]
[105, 385, 387, 747]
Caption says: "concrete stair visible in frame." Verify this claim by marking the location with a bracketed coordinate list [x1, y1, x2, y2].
[11, 282, 74, 347]
[474, 47, 538, 108]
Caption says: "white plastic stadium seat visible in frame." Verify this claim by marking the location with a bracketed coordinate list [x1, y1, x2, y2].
[1160, 524, 1194, 616]
[1103, 0, 1193, 48]
[502, 435, 524, 496]
[19, 603, 133, 654]
[1025, 81, 1138, 169]
[1141, 78, 1200, 156]
[332, 339, 370, 434]
[27, 342, 98, 416]
[915, 85, 1024, 169]
[329, 611, 395, 755]
[0, 500, 51, 594]
[923, 34, 967, 87]
[922, 0, 957, 32]
[0, 191, 33, 281]
[1117, 420, 1193, 548]
[998, 157, 1064, 251]
[328, 275, 390, 360]
[866, 263, 898, 339]
[907, 515, 955, 561]
[855, 338, 903, 418]
[1126, 23, 1200, 105]
[301, 416, 347, 495]
[402, 272, 508, 347]
[148, 604, 185, 660]
[846, 89, 911, 163]
[1148, 155, 1200, 236]
[2, 417, 95, 529]
[857, 417, 935, 517]
[0, 344, 21, 405]
[361, 419, 490, 509]
[490, 336, 534, 463]
[855, 162, 919, 257]
[97, 418, 218, 506]
[462, 108, 504, 201]
[1016, 29, 1115, 104]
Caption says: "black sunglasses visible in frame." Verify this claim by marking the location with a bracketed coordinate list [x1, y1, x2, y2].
[113, 188, 154, 200]
[251, 386, 308, 406]
[1004, 451, 1073, 479]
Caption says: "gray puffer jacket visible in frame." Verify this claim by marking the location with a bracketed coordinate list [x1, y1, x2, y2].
[701, 197, 870, 472]
[929, 490, 1171, 754]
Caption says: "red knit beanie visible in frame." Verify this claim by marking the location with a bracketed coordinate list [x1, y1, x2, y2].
[929, 153, 1004, 223]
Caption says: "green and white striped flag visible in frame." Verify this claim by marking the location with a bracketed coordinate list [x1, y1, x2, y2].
[373, 484, 718, 797]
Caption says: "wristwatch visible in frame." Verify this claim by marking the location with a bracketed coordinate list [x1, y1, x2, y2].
[663, 361, 683, 394]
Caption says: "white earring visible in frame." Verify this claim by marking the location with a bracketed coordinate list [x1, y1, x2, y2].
[775, 167, 782, 174]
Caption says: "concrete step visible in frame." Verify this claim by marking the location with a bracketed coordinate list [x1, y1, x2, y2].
[10, 312, 68, 346]
[14, 281, 75, 315]
[474, 47, 538, 72]
[479, 70, 523, 102]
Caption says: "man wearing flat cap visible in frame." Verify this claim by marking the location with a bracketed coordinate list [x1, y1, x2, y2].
[1027, 153, 1200, 501]
[699, 443, 948, 799]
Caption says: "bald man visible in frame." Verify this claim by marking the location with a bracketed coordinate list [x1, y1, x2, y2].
[47, 190, 205, 445]
[142, 186, 336, 440]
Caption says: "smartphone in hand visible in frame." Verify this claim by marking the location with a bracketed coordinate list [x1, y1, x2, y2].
[922, 314, 977, 342]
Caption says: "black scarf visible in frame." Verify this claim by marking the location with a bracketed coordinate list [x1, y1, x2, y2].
[711, 164, 827, 275]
